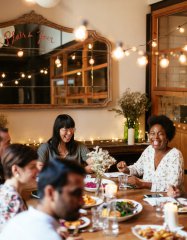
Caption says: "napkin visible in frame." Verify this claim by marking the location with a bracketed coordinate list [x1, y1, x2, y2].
[104, 172, 124, 178]
[143, 197, 177, 206]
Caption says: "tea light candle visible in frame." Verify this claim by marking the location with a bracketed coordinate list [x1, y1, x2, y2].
[164, 202, 178, 230]
[105, 184, 117, 198]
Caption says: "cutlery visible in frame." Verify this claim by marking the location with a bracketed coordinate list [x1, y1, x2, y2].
[79, 227, 101, 233]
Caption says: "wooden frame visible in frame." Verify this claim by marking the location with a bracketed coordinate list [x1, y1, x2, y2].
[0, 11, 112, 109]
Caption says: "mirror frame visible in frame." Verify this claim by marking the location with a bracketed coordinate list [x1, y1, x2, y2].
[0, 11, 112, 109]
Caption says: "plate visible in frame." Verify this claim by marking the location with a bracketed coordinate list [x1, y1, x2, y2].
[104, 172, 124, 178]
[99, 199, 143, 222]
[83, 196, 103, 208]
[63, 217, 90, 230]
[132, 225, 187, 240]
[178, 206, 187, 213]
[84, 178, 115, 192]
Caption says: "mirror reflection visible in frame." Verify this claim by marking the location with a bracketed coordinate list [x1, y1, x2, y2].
[0, 11, 111, 108]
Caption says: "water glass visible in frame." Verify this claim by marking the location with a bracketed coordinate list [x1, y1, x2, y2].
[118, 174, 128, 190]
[91, 207, 102, 229]
[155, 199, 164, 218]
[102, 202, 119, 236]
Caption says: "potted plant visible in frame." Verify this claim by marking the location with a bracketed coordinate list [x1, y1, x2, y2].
[110, 88, 150, 144]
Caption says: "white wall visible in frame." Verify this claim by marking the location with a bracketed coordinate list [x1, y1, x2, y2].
[0, 0, 150, 143]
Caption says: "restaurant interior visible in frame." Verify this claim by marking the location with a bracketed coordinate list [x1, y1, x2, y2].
[0, 0, 187, 239]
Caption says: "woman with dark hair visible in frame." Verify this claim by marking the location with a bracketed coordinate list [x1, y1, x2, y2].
[117, 115, 184, 192]
[0, 144, 38, 229]
[37, 114, 92, 173]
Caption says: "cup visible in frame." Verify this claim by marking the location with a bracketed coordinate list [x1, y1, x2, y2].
[102, 202, 119, 236]
[118, 174, 128, 190]
[155, 199, 164, 218]
[91, 207, 102, 229]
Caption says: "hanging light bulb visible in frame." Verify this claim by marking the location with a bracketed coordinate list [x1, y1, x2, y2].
[40, 69, 44, 73]
[77, 72, 81, 75]
[1, 73, 6, 78]
[71, 54, 76, 60]
[177, 26, 185, 33]
[89, 58, 95, 65]
[15, 80, 19, 85]
[88, 43, 93, 49]
[28, 75, 32, 79]
[183, 45, 187, 51]
[21, 73, 25, 78]
[74, 20, 88, 42]
[0, 82, 3, 87]
[124, 50, 130, 56]
[17, 49, 24, 57]
[131, 46, 137, 52]
[159, 55, 169, 68]
[112, 42, 124, 60]
[179, 52, 187, 64]
[138, 50, 144, 56]
[152, 40, 157, 48]
[55, 57, 61, 65]
[137, 55, 148, 66]
[44, 70, 48, 74]
[57, 63, 61, 68]
[155, 51, 159, 56]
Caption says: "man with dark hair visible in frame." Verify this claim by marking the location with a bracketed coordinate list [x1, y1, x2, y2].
[0, 160, 85, 240]
[0, 127, 11, 183]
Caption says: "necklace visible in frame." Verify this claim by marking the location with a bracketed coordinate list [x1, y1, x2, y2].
[58, 144, 68, 158]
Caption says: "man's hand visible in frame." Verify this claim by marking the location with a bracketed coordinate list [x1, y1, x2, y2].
[117, 161, 128, 173]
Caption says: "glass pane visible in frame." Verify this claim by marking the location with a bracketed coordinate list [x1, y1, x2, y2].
[87, 41, 107, 66]
[86, 68, 107, 90]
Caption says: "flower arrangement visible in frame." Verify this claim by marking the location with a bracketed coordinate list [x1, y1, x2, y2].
[110, 88, 150, 128]
[0, 114, 8, 129]
[87, 146, 116, 178]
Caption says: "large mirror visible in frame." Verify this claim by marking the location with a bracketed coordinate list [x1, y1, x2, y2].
[0, 11, 112, 108]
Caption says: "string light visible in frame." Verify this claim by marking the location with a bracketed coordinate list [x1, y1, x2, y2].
[55, 56, 61, 65]
[131, 46, 137, 52]
[177, 26, 185, 33]
[17, 49, 24, 57]
[28, 75, 32, 79]
[21, 73, 25, 78]
[0, 82, 3, 87]
[74, 20, 88, 42]
[159, 55, 169, 68]
[40, 69, 44, 73]
[183, 45, 187, 52]
[71, 54, 76, 60]
[179, 52, 187, 64]
[137, 55, 148, 66]
[112, 42, 124, 60]
[44, 70, 48, 74]
[138, 50, 144, 56]
[77, 72, 81, 75]
[57, 63, 61, 68]
[1, 73, 6, 78]
[124, 50, 130, 56]
[15, 80, 19, 85]
[89, 58, 95, 65]
[88, 43, 93, 49]
[151, 40, 157, 48]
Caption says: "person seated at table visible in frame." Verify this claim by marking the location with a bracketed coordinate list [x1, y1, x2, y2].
[37, 114, 93, 173]
[0, 144, 38, 229]
[117, 115, 184, 192]
[0, 159, 85, 240]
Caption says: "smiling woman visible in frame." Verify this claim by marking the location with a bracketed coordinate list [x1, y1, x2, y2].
[0, 11, 112, 108]
[117, 115, 184, 192]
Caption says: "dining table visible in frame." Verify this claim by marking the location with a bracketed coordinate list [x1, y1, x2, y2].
[25, 180, 187, 240]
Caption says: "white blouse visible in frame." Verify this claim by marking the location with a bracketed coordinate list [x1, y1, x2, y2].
[128, 145, 184, 192]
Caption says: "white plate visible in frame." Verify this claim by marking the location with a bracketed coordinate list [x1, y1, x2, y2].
[84, 178, 115, 192]
[83, 196, 103, 208]
[132, 225, 187, 240]
[64, 217, 90, 230]
[104, 199, 143, 222]
[104, 172, 124, 178]
[178, 206, 187, 213]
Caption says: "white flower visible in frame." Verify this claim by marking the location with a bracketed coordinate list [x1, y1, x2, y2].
[87, 146, 116, 177]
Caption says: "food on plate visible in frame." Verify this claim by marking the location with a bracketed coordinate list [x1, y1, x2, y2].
[83, 195, 96, 205]
[85, 181, 107, 188]
[64, 219, 85, 228]
[137, 227, 186, 240]
[101, 200, 135, 218]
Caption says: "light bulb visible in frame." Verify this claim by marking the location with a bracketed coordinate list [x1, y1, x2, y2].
[183, 45, 187, 51]
[159, 57, 169, 68]
[131, 46, 137, 52]
[112, 42, 124, 60]
[138, 50, 144, 56]
[57, 63, 61, 68]
[124, 50, 130, 56]
[2, 73, 6, 78]
[77, 72, 81, 75]
[155, 51, 159, 56]
[88, 43, 92, 49]
[178, 26, 185, 33]
[21, 73, 25, 78]
[15, 80, 18, 85]
[71, 54, 76, 60]
[28, 75, 32, 79]
[152, 40, 157, 48]
[17, 50, 24, 57]
[137, 55, 148, 66]
[44, 70, 48, 74]
[55, 57, 61, 65]
[0, 82, 3, 87]
[89, 58, 95, 65]
[179, 53, 187, 64]
[40, 69, 44, 73]
[74, 20, 88, 42]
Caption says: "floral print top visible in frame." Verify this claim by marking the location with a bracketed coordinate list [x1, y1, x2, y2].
[128, 145, 184, 192]
[0, 183, 27, 230]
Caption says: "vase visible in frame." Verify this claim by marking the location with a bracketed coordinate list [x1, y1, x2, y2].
[124, 122, 128, 143]
[128, 128, 135, 145]
[134, 121, 139, 142]
[95, 175, 102, 197]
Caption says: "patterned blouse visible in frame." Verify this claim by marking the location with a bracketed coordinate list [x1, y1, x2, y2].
[0, 183, 27, 230]
[128, 145, 184, 192]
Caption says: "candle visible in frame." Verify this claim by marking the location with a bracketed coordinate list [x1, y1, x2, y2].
[105, 184, 117, 198]
[164, 203, 178, 230]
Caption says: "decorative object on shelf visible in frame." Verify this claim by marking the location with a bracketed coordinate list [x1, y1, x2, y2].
[110, 88, 150, 144]
[87, 146, 116, 196]
[0, 114, 8, 128]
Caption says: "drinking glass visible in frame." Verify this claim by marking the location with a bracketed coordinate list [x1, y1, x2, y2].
[91, 207, 102, 229]
[118, 174, 128, 190]
[155, 199, 164, 218]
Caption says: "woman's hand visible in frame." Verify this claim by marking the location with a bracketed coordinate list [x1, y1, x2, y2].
[84, 165, 93, 174]
[167, 185, 181, 198]
[117, 161, 128, 173]
[127, 176, 143, 188]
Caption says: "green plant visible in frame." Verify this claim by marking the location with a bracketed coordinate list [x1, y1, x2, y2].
[0, 114, 8, 128]
[110, 88, 151, 128]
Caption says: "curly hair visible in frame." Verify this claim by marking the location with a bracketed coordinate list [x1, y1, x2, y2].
[148, 115, 176, 141]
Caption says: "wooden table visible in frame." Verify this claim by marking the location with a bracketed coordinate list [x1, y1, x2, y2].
[26, 187, 187, 240]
